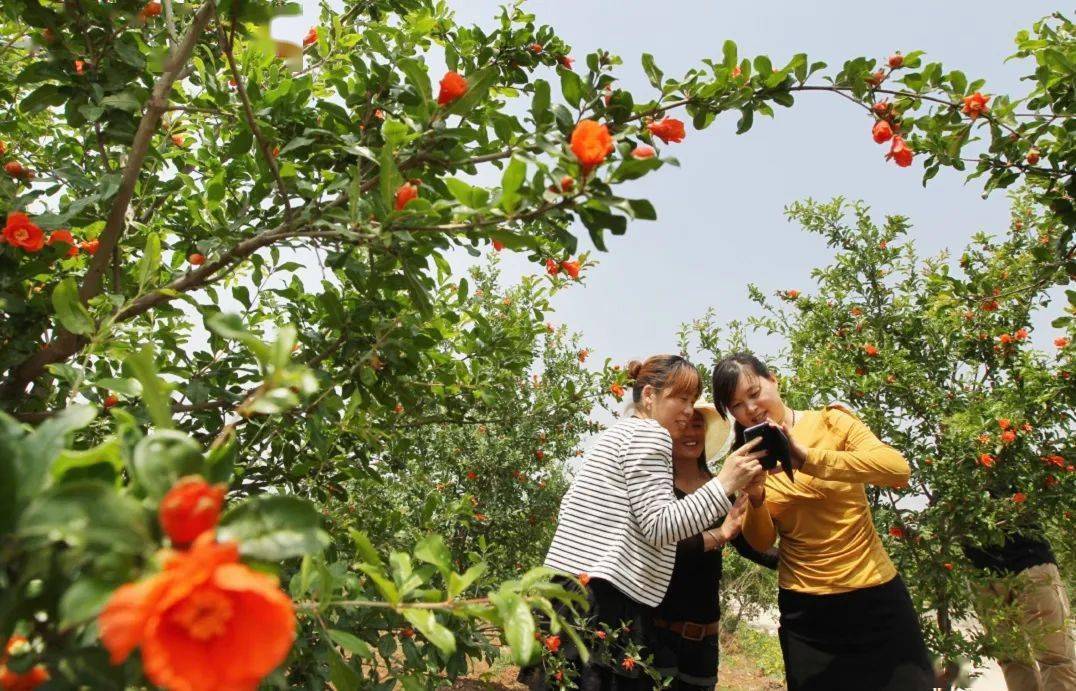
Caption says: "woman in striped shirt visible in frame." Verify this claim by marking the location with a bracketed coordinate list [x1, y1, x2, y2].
[537, 354, 766, 690]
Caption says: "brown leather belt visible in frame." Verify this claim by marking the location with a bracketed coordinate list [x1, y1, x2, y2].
[652, 618, 720, 641]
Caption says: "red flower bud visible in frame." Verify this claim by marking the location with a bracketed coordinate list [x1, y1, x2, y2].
[872, 120, 893, 144]
[159, 476, 227, 547]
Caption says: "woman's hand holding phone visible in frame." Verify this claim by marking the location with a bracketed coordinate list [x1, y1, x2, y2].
[716, 437, 766, 495]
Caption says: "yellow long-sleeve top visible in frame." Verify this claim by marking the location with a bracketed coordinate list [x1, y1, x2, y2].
[741, 405, 910, 594]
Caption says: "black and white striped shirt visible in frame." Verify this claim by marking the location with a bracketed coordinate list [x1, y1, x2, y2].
[545, 416, 734, 606]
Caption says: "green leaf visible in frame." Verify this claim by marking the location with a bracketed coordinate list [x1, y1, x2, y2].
[52, 278, 95, 336]
[60, 578, 116, 628]
[559, 69, 584, 107]
[93, 377, 142, 397]
[204, 429, 236, 485]
[18, 480, 149, 555]
[722, 40, 738, 68]
[51, 438, 124, 484]
[490, 589, 536, 665]
[531, 79, 551, 125]
[329, 629, 374, 659]
[736, 107, 754, 134]
[246, 387, 299, 414]
[355, 563, 400, 603]
[0, 414, 21, 535]
[610, 157, 662, 182]
[20, 84, 66, 114]
[138, 233, 161, 288]
[402, 609, 457, 655]
[379, 143, 403, 213]
[125, 345, 174, 429]
[447, 563, 486, 599]
[100, 91, 143, 113]
[131, 430, 204, 501]
[327, 648, 360, 691]
[500, 158, 526, 213]
[398, 57, 431, 105]
[19, 405, 97, 505]
[641, 53, 663, 88]
[349, 529, 383, 565]
[218, 495, 329, 561]
[413, 534, 452, 576]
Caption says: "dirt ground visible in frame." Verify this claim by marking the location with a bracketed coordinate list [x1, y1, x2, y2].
[442, 640, 783, 690]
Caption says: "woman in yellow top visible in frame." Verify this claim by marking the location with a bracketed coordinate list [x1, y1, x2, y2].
[711, 353, 933, 691]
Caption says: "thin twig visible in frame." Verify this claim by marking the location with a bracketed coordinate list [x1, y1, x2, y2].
[214, 9, 293, 221]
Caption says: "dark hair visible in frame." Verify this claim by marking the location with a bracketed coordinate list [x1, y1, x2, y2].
[711, 352, 772, 419]
[626, 354, 702, 405]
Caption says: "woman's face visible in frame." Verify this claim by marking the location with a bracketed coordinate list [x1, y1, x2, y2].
[671, 410, 706, 462]
[726, 369, 784, 428]
[644, 385, 697, 441]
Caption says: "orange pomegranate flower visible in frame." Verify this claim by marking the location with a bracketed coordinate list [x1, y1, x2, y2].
[140, 1, 162, 18]
[394, 182, 419, 211]
[887, 136, 913, 167]
[80, 239, 100, 255]
[3, 213, 45, 253]
[47, 229, 79, 256]
[159, 476, 227, 547]
[962, 92, 989, 119]
[560, 259, 581, 279]
[99, 535, 295, 691]
[437, 71, 468, 106]
[570, 119, 614, 169]
[631, 144, 655, 159]
[872, 120, 893, 144]
[647, 117, 685, 144]
[978, 453, 996, 468]
[302, 27, 318, 47]
[609, 382, 625, 400]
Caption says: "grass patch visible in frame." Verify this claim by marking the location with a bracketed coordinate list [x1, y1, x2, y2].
[725, 626, 784, 680]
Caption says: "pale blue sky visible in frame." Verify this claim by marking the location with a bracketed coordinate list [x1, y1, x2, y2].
[274, 1, 1064, 369]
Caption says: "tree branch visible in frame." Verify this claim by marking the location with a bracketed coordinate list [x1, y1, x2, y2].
[0, 2, 214, 403]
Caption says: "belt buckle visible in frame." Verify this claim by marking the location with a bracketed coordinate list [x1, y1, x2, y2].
[680, 622, 705, 641]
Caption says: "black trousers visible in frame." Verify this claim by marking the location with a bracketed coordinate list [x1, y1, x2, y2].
[778, 575, 934, 691]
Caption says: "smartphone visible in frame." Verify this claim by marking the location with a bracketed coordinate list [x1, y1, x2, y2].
[742, 422, 795, 481]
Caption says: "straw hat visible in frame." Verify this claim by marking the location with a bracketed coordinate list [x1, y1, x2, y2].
[694, 402, 733, 462]
[274, 40, 304, 73]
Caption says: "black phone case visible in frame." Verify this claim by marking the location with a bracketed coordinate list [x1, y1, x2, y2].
[743, 423, 795, 481]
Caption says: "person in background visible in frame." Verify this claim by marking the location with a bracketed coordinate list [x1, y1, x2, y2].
[711, 353, 933, 691]
[529, 354, 766, 690]
[965, 524, 1076, 691]
[649, 403, 778, 690]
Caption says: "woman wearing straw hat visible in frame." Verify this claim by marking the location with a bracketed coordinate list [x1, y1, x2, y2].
[648, 403, 779, 690]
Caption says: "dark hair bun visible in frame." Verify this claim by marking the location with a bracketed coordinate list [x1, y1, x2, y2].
[626, 360, 644, 381]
